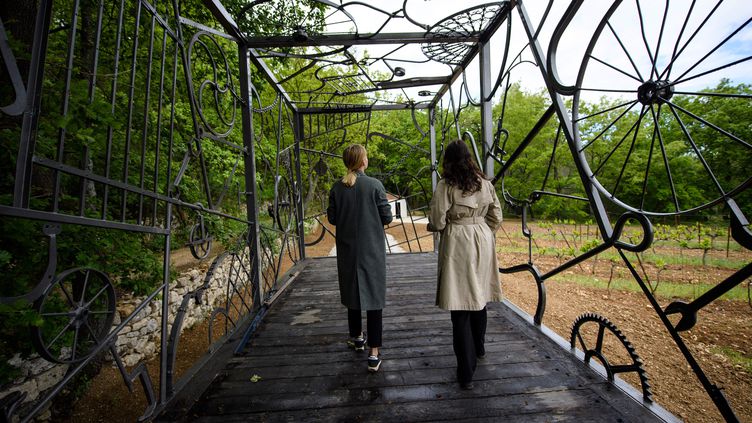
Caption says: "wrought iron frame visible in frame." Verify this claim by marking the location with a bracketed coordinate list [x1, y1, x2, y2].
[1, 0, 750, 422]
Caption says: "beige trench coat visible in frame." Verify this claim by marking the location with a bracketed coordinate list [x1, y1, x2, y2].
[428, 178, 503, 310]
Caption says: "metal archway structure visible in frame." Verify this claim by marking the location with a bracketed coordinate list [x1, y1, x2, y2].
[0, 0, 750, 421]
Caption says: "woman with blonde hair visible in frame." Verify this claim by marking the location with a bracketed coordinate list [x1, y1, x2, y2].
[428, 140, 503, 389]
[327, 144, 393, 372]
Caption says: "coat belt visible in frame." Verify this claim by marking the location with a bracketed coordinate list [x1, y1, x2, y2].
[449, 216, 484, 225]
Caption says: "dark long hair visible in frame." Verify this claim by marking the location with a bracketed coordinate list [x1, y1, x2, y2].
[442, 140, 485, 193]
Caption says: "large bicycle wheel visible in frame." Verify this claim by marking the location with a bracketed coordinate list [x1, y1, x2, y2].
[31, 268, 116, 363]
[569, 0, 752, 215]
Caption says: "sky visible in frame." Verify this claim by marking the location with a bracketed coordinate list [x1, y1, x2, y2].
[320, 0, 752, 105]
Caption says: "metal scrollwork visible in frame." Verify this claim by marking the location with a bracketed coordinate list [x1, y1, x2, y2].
[272, 174, 294, 233]
[110, 345, 157, 422]
[188, 212, 213, 260]
[187, 31, 238, 138]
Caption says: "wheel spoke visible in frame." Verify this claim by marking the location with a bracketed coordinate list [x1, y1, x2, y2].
[612, 106, 648, 196]
[579, 100, 640, 152]
[672, 90, 752, 100]
[640, 105, 659, 211]
[45, 318, 75, 352]
[595, 324, 606, 354]
[660, 0, 723, 81]
[665, 102, 726, 196]
[83, 319, 103, 343]
[666, 99, 752, 150]
[592, 111, 644, 177]
[588, 55, 642, 83]
[79, 269, 91, 305]
[607, 21, 644, 82]
[71, 324, 80, 361]
[84, 284, 110, 309]
[576, 99, 638, 123]
[651, 104, 681, 213]
[611, 364, 640, 374]
[634, 0, 657, 80]
[41, 311, 74, 317]
[58, 282, 77, 308]
[673, 17, 752, 85]
[577, 87, 636, 94]
[672, 55, 752, 87]
[649, 0, 670, 81]
[660, 0, 697, 80]
[576, 331, 587, 351]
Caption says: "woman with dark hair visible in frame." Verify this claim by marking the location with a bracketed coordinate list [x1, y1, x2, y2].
[327, 144, 393, 372]
[428, 140, 503, 389]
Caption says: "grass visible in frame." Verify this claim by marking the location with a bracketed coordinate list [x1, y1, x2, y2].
[547, 274, 750, 302]
[712, 347, 752, 374]
[496, 244, 750, 270]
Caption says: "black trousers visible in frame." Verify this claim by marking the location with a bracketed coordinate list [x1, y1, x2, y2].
[347, 308, 383, 348]
[450, 307, 487, 384]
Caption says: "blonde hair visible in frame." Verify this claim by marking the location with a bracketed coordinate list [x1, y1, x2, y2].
[341, 144, 367, 187]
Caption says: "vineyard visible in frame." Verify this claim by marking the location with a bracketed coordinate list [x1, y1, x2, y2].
[497, 219, 751, 423]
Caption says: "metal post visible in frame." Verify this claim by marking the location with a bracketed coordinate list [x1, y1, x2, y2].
[238, 46, 264, 308]
[479, 40, 495, 178]
[429, 106, 439, 252]
[13, 0, 54, 208]
[429, 107, 438, 191]
[293, 112, 306, 260]
[159, 203, 172, 404]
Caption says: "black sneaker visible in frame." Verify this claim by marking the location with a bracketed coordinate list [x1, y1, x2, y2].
[347, 334, 366, 351]
[367, 355, 382, 372]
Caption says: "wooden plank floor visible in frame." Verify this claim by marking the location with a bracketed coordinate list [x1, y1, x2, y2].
[166, 253, 671, 422]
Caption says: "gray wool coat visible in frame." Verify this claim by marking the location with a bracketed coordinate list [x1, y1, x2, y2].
[327, 171, 393, 310]
[428, 178, 503, 310]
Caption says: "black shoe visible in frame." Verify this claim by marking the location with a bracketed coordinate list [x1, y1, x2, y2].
[459, 382, 474, 390]
[367, 355, 382, 372]
[347, 334, 366, 351]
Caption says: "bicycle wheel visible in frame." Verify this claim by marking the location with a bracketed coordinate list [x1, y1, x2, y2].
[569, 0, 752, 215]
[31, 268, 116, 364]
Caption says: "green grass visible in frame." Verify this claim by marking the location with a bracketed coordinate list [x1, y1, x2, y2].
[547, 274, 749, 302]
[712, 347, 752, 374]
[496, 244, 749, 270]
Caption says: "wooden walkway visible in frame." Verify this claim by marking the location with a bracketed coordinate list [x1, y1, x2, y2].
[162, 253, 674, 422]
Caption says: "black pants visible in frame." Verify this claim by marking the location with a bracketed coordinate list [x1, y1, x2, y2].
[347, 308, 383, 348]
[450, 307, 487, 384]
